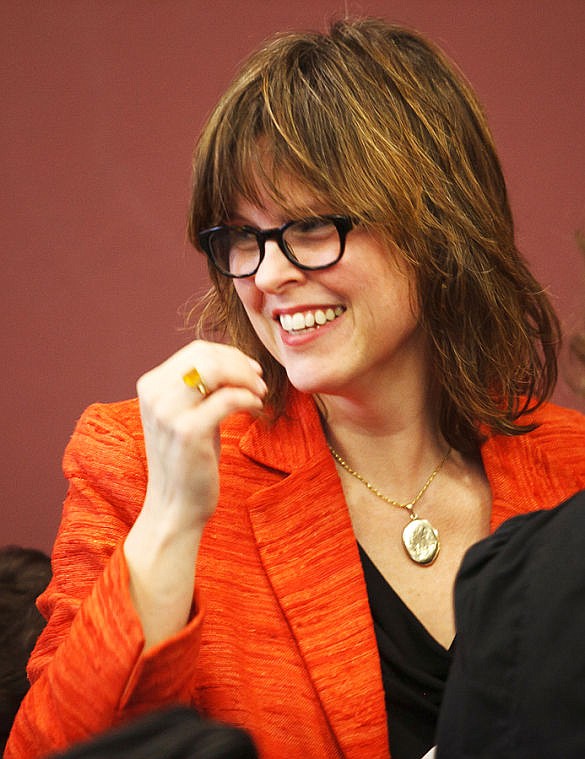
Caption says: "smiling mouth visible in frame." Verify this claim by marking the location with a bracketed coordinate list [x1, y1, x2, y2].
[278, 306, 345, 333]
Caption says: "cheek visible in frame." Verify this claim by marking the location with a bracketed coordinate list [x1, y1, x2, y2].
[232, 281, 273, 336]
[232, 279, 253, 307]
[234, 277, 263, 311]
[232, 280, 263, 319]
[378, 256, 419, 316]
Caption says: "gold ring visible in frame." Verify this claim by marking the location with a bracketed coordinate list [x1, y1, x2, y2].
[182, 367, 210, 397]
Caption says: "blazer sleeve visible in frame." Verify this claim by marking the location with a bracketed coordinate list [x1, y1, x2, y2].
[5, 402, 205, 759]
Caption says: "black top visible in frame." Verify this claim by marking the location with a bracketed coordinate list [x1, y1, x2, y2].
[436, 490, 585, 759]
[358, 544, 452, 759]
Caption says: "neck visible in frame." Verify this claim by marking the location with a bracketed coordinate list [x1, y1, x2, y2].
[318, 357, 439, 436]
[317, 385, 447, 500]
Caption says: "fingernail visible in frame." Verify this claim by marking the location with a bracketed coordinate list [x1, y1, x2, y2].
[248, 358, 263, 374]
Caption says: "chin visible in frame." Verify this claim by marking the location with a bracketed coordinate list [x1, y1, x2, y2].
[285, 369, 347, 398]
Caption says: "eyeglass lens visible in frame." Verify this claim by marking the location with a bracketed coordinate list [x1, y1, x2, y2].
[209, 218, 343, 277]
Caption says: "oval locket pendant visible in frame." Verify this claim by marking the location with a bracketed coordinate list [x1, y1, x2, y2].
[402, 518, 440, 565]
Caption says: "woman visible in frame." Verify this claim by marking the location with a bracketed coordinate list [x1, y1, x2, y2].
[7, 18, 585, 759]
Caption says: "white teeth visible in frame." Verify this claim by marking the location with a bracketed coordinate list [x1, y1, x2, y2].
[315, 310, 327, 325]
[292, 312, 305, 331]
[279, 307, 344, 333]
[281, 314, 293, 331]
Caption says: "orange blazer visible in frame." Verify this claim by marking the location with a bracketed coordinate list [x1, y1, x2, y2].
[6, 391, 585, 759]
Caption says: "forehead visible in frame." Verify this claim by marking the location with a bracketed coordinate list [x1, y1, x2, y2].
[228, 169, 332, 223]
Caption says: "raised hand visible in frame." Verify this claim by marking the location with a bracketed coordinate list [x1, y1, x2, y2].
[124, 341, 267, 648]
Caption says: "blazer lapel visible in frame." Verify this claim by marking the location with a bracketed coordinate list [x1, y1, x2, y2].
[240, 393, 389, 757]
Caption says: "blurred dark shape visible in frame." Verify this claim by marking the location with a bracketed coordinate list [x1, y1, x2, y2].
[0, 545, 51, 752]
[48, 705, 259, 759]
[437, 490, 585, 758]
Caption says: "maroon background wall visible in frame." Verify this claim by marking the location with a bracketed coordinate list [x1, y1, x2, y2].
[3, 1, 585, 553]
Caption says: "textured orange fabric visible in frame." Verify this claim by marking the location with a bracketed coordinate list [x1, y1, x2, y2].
[6, 390, 585, 759]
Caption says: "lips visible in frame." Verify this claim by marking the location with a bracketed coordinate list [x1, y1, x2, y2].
[278, 306, 345, 333]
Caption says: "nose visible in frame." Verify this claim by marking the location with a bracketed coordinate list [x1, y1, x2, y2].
[252, 239, 306, 292]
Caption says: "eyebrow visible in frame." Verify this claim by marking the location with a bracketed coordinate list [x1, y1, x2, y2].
[226, 211, 326, 228]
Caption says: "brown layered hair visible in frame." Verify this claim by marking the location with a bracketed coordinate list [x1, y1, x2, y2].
[187, 17, 560, 452]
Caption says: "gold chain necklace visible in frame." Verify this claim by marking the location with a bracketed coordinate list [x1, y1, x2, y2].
[328, 445, 451, 566]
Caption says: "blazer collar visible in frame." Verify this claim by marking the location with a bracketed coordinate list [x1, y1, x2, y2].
[239, 389, 325, 473]
[238, 390, 389, 757]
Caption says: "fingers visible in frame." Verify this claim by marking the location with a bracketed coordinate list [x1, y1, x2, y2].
[136, 341, 267, 527]
[176, 341, 265, 394]
[137, 340, 267, 426]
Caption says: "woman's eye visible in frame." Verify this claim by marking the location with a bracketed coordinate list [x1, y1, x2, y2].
[231, 231, 258, 251]
[291, 219, 336, 239]
[296, 218, 328, 232]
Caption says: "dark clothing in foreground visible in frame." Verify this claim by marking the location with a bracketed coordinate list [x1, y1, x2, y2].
[437, 489, 585, 759]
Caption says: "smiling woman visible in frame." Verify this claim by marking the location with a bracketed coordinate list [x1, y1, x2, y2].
[6, 17, 585, 759]
[224, 187, 423, 404]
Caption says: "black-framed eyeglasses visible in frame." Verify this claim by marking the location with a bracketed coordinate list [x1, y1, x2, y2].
[198, 215, 354, 278]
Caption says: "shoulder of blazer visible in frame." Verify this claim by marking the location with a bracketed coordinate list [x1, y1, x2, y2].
[481, 401, 585, 529]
